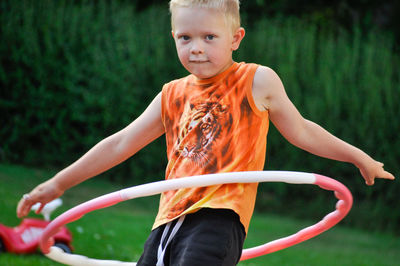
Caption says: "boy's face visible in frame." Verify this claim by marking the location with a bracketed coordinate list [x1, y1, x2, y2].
[172, 7, 244, 79]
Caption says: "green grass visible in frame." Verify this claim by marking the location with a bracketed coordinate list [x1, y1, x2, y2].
[1, 164, 399, 265]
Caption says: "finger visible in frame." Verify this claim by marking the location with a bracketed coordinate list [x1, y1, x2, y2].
[377, 170, 395, 180]
[383, 171, 395, 180]
[17, 193, 37, 218]
[365, 179, 374, 186]
[16, 201, 25, 218]
[17, 198, 32, 218]
[35, 203, 45, 214]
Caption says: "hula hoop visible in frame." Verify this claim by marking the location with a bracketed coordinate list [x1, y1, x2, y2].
[40, 171, 352, 265]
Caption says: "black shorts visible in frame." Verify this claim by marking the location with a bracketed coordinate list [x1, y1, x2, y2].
[137, 208, 246, 266]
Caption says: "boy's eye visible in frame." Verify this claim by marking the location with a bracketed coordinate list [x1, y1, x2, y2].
[205, 35, 215, 41]
[180, 35, 190, 41]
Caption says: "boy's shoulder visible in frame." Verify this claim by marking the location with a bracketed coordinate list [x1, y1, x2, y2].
[233, 63, 280, 93]
[253, 64, 281, 88]
[252, 64, 285, 112]
[234, 62, 278, 82]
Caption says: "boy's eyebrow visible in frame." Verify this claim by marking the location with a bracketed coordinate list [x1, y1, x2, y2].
[174, 31, 189, 37]
[176, 28, 220, 35]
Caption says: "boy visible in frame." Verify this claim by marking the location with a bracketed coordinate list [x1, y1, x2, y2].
[17, 0, 395, 265]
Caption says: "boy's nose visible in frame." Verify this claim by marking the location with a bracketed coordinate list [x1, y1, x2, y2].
[190, 40, 204, 54]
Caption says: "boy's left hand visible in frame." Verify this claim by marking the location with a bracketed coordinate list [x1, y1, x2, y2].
[359, 160, 395, 186]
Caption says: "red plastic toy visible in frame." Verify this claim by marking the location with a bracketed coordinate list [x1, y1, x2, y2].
[0, 198, 73, 254]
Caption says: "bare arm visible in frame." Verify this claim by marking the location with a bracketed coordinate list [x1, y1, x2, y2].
[17, 92, 164, 217]
[252, 66, 395, 185]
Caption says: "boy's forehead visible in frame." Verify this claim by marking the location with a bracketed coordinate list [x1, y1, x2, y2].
[171, 6, 228, 31]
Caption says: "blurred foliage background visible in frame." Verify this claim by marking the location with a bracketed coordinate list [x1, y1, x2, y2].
[1, 0, 399, 233]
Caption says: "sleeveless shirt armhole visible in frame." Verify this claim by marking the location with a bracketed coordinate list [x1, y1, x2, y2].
[246, 64, 269, 118]
[160, 83, 169, 129]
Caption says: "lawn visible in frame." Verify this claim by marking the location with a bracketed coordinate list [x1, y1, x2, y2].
[0, 164, 399, 265]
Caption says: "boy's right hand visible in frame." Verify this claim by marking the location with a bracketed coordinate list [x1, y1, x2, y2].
[17, 179, 64, 218]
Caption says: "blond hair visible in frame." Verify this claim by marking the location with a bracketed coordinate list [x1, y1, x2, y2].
[169, 0, 241, 33]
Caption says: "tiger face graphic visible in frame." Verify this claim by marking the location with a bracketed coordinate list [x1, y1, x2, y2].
[175, 101, 231, 167]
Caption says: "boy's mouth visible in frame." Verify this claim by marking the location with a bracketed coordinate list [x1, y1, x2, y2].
[189, 59, 209, 63]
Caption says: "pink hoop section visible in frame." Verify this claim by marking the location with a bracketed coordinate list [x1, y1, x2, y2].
[240, 174, 352, 260]
[40, 171, 352, 264]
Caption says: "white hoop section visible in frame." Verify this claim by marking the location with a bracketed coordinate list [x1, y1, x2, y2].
[40, 171, 352, 265]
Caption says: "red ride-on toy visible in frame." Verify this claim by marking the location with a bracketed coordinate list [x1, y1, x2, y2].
[0, 198, 73, 254]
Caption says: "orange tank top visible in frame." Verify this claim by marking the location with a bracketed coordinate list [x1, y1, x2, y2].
[154, 62, 269, 233]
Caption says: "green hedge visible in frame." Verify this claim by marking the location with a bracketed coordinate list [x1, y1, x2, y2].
[1, 0, 399, 232]
[0, 0, 179, 183]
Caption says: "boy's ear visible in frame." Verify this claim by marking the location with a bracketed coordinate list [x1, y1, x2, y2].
[231, 27, 245, 51]
[171, 31, 175, 38]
